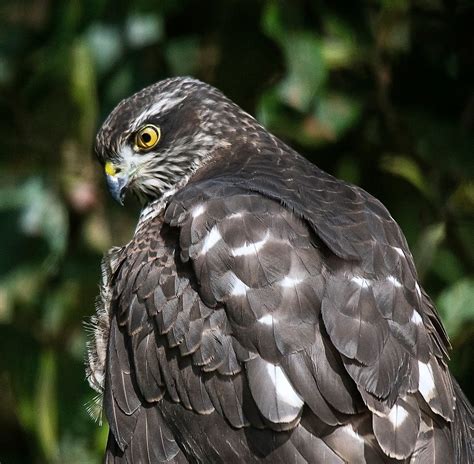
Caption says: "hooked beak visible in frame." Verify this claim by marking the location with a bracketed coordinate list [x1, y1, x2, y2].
[104, 162, 129, 205]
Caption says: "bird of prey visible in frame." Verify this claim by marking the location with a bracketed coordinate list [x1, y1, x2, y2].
[87, 77, 473, 463]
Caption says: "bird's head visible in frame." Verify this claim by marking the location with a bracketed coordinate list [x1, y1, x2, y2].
[95, 77, 246, 205]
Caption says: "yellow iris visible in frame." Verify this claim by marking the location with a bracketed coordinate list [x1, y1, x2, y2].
[135, 124, 161, 150]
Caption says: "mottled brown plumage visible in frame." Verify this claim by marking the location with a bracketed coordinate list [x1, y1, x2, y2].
[87, 77, 473, 463]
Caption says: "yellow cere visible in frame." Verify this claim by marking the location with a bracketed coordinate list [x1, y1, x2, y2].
[104, 161, 116, 176]
[136, 124, 161, 150]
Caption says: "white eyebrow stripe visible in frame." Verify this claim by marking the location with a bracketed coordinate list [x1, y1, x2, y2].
[132, 94, 188, 131]
[146, 95, 187, 118]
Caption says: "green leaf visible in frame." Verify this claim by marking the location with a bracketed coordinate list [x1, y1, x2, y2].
[432, 248, 464, 284]
[36, 350, 59, 461]
[0, 266, 46, 322]
[315, 93, 362, 140]
[0, 178, 68, 266]
[448, 181, 474, 215]
[0, 326, 41, 432]
[261, 1, 286, 40]
[42, 280, 81, 335]
[96, 423, 109, 457]
[125, 13, 163, 48]
[404, 112, 474, 177]
[336, 156, 361, 185]
[380, 155, 433, 199]
[256, 88, 307, 144]
[84, 23, 122, 74]
[70, 40, 98, 148]
[414, 222, 445, 279]
[277, 33, 327, 112]
[321, 16, 364, 69]
[437, 278, 474, 338]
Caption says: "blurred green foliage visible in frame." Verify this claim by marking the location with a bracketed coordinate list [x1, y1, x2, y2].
[0, 0, 473, 462]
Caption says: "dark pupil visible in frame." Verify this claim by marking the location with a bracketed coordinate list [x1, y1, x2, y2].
[141, 132, 152, 144]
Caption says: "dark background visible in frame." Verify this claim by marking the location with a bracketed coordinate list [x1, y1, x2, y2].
[0, 1, 472, 462]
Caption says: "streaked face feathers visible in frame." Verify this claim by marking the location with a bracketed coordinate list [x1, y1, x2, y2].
[95, 77, 243, 204]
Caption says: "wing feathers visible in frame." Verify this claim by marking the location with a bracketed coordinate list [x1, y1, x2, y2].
[372, 395, 421, 459]
[246, 357, 303, 427]
[100, 183, 469, 462]
[129, 405, 181, 463]
[282, 351, 344, 426]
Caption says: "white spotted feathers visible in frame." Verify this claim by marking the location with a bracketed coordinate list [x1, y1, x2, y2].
[94, 77, 472, 464]
[163, 183, 469, 461]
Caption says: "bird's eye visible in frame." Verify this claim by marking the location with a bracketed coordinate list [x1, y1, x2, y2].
[135, 125, 161, 150]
